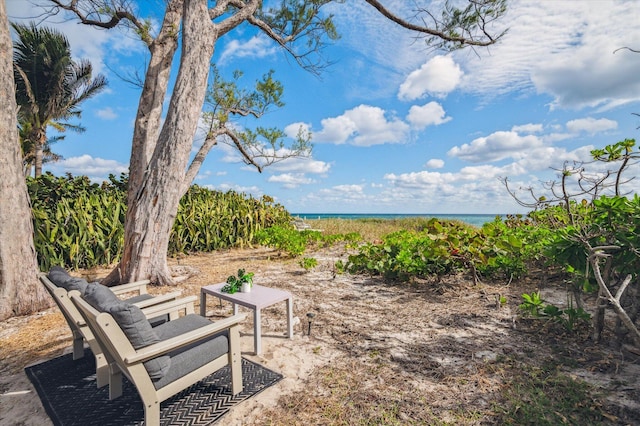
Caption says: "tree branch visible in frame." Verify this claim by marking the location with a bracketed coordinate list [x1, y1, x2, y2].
[363, 0, 507, 49]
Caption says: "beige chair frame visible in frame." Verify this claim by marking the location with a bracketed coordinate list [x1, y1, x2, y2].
[70, 291, 245, 426]
[39, 273, 195, 388]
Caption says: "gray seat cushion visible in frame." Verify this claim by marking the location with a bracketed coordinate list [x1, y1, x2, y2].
[151, 314, 229, 390]
[47, 267, 89, 295]
[83, 285, 168, 326]
[124, 294, 168, 326]
[107, 303, 170, 380]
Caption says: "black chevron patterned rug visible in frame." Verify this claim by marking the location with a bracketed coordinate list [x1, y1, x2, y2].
[25, 349, 283, 425]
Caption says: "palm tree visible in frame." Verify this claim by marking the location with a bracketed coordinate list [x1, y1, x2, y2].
[18, 120, 64, 177]
[12, 22, 107, 177]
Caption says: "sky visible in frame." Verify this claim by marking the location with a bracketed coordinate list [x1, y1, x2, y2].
[7, 0, 640, 215]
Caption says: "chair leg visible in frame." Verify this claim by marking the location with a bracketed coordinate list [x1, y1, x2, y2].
[71, 331, 85, 360]
[109, 367, 123, 400]
[229, 325, 243, 395]
[144, 401, 160, 426]
[95, 354, 109, 388]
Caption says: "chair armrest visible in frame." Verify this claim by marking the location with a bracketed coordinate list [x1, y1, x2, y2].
[132, 291, 181, 308]
[67, 290, 86, 327]
[111, 280, 151, 296]
[140, 296, 197, 318]
[124, 314, 247, 364]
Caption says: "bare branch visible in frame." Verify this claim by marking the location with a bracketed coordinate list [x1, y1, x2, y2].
[614, 46, 640, 54]
[48, 0, 155, 46]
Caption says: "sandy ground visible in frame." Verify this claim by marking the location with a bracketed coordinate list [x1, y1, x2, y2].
[2, 245, 640, 425]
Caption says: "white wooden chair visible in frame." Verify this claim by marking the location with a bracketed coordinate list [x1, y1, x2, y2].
[70, 291, 245, 425]
[40, 268, 194, 388]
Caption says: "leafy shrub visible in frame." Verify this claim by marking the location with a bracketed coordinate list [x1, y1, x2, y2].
[29, 174, 292, 270]
[299, 257, 318, 270]
[169, 186, 291, 254]
[344, 217, 555, 283]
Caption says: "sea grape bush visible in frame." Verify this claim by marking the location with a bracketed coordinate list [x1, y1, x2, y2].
[256, 226, 309, 256]
[345, 218, 553, 282]
[256, 225, 362, 257]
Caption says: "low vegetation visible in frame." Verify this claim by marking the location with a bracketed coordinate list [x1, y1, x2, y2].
[29, 173, 291, 270]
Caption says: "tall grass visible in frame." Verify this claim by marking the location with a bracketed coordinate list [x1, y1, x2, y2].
[306, 217, 474, 242]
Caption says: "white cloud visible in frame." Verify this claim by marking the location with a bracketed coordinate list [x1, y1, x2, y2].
[268, 173, 315, 189]
[331, 184, 365, 194]
[455, 0, 640, 110]
[8, 1, 146, 76]
[512, 123, 543, 133]
[407, 102, 452, 129]
[50, 155, 128, 179]
[448, 131, 543, 163]
[425, 159, 445, 169]
[398, 55, 463, 101]
[271, 157, 331, 175]
[313, 105, 410, 146]
[95, 107, 118, 120]
[313, 115, 358, 144]
[284, 122, 312, 140]
[218, 36, 278, 64]
[565, 117, 618, 134]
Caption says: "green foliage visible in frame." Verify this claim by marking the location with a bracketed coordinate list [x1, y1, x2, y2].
[256, 226, 308, 257]
[203, 67, 312, 168]
[169, 186, 291, 254]
[519, 291, 544, 317]
[256, 226, 361, 257]
[519, 292, 591, 332]
[30, 174, 292, 270]
[543, 195, 640, 293]
[13, 22, 108, 176]
[222, 268, 254, 294]
[30, 173, 126, 270]
[299, 257, 318, 270]
[344, 218, 549, 282]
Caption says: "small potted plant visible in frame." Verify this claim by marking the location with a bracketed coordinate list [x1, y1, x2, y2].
[223, 269, 254, 293]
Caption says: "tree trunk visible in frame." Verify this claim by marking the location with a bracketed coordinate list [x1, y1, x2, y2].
[33, 127, 46, 177]
[104, 0, 216, 286]
[0, 1, 51, 320]
[126, 0, 183, 210]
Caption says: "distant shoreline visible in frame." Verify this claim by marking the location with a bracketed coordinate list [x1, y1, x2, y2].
[292, 213, 510, 227]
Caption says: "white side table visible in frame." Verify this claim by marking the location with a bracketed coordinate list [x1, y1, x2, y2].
[200, 283, 293, 355]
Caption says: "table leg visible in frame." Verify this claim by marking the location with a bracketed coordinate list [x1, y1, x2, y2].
[286, 297, 293, 339]
[254, 308, 262, 355]
[232, 303, 238, 315]
[199, 291, 207, 316]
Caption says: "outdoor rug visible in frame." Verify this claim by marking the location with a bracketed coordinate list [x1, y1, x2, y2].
[25, 349, 283, 425]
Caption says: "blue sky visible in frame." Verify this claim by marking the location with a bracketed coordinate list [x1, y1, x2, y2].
[8, 0, 640, 214]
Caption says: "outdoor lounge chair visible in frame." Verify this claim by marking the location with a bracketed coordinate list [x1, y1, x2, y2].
[40, 267, 196, 388]
[70, 291, 245, 425]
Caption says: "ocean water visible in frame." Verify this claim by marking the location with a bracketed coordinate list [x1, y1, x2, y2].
[292, 213, 508, 228]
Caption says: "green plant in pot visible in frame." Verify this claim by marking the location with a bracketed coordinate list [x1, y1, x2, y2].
[223, 269, 254, 293]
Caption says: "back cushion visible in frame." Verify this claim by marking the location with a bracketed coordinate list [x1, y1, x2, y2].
[107, 303, 170, 380]
[83, 282, 121, 312]
[48, 266, 89, 295]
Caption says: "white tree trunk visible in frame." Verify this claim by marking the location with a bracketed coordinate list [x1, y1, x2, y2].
[0, 1, 51, 319]
[126, 0, 183, 206]
[105, 0, 216, 285]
